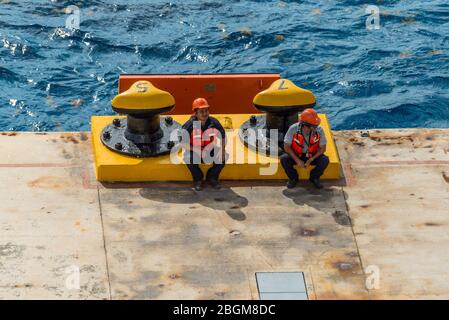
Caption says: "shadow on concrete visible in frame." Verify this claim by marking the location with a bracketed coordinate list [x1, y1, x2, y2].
[100, 180, 285, 189]
[281, 181, 352, 227]
[138, 186, 248, 221]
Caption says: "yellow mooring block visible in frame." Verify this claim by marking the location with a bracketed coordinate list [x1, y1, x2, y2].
[91, 114, 340, 182]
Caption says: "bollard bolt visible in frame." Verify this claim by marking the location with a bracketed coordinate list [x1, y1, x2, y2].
[115, 142, 123, 150]
[165, 116, 173, 126]
[113, 118, 121, 127]
[103, 131, 111, 140]
[250, 115, 257, 126]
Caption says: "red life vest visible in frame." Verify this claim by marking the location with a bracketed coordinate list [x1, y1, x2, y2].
[190, 127, 218, 149]
[291, 126, 321, 158]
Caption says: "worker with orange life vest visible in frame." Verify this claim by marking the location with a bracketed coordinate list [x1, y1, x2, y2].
[181, 97, 226, 191]
[280, 108, 329, 189]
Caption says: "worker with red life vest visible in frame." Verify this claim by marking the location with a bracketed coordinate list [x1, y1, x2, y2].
[182, 98, 226, 191]
[281, 108, 329, 189]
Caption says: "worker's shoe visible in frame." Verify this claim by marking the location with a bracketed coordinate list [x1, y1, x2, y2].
[286, 179, 297, 189]
[309, 177, 323, 189]
[193, 181, 202, 191]
[208, 179, 222, 190]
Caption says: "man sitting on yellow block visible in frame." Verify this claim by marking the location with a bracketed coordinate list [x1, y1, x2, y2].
[181, 98, 226, 191]
[281, 108, 329, 189]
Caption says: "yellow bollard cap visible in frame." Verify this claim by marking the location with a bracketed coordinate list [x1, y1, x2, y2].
[111, 80, 175, 115]
[253, 79, 316, 113]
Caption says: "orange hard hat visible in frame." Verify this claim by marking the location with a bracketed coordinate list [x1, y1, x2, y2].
[192, 97, 210, 111]
[299, 108, 321, 126]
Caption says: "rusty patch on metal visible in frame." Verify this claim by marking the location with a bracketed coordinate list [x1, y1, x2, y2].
[60, 135, 79, 144]
[27, 176, 66, 189]
[334, 261, 355, 272]
[442, 172, 449, 183]
[1, 132, 18, 136]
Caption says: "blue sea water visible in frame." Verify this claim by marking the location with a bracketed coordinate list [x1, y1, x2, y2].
[0, 0, 448, 131]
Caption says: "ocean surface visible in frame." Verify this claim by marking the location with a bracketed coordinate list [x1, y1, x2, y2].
[0, 0, 448, 131]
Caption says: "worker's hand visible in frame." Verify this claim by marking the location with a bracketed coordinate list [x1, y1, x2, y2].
[296, 159, 305, 168]
[305, 158, 313, 168]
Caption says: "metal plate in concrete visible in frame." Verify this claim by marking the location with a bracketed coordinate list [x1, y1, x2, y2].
[256, 272, 307, 293]
[259, 292, 308, 300]
[256, 272, 308, 300]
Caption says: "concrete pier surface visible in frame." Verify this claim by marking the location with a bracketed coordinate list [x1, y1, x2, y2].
[0, 129, 448, 299]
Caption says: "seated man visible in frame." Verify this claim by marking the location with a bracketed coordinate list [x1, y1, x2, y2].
[181, 97, 226, 191]
[280, 108, 329, 189]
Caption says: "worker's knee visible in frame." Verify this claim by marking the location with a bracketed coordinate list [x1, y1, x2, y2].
[317, 154, 329, 167]
[280, 153, 293, 166]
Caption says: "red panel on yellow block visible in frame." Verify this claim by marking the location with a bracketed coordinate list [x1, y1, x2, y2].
[118, 73, 281, 115]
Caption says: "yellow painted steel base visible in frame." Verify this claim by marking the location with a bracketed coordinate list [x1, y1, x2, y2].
[91, 114, 340, 182]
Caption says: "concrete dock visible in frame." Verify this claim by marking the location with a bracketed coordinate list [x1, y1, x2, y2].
[0, 129, 448, 299]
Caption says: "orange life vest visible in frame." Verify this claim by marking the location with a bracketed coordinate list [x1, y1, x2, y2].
[190, 127, 218, 149]
[291, 126, 321, 158]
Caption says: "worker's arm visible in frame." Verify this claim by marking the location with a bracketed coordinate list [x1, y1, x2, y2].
[284, 143, 305, 168]
[179, 118, 193, 150]
[213, 118, 227, 163]
[305, 144, 326, 167]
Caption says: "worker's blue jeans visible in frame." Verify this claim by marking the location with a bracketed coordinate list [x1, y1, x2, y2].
[184, 151, 225, 182]
[280, 153, 329, 181]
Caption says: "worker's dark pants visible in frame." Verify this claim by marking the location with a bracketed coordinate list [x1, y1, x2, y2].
[280, 153, 329, 181]
[185, 151, 225, 182]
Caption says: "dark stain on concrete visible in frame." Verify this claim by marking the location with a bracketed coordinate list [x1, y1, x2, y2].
[226, 209, 246, 221]
[345, 251, 359, 258]
[442, 172, 449, 183]
[229, 230, 241, 236]
[181, 267, 246, 288]
[169, 273, 181, 280]
[297, 227, 319, 237]
[60, 135, 79, 144]
[334, 261, 355, 272]
[139, 187, 248, 221]
[79, 132, 89, 141]
[424, 222, 442, 227]
[332, 210, 352, 226]
[302, 213, 313, 218]
[0, 243, 25, 258]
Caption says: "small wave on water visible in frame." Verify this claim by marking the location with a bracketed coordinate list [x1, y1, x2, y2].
[0, 0, 448, 131]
